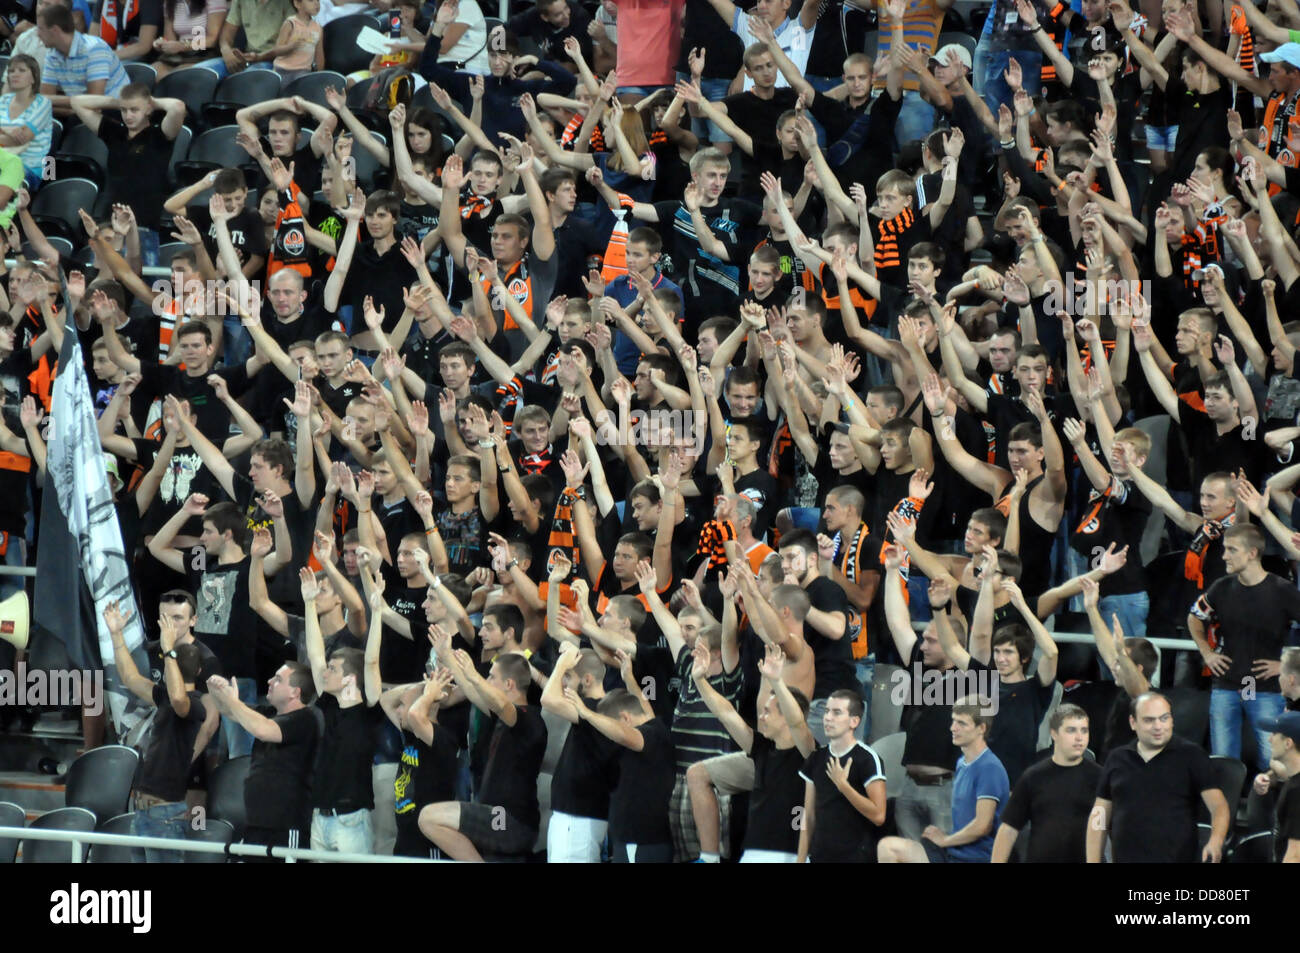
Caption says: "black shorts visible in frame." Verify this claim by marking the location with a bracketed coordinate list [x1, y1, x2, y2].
[922, 839, 952, 864]
[459, 803, 537, 856]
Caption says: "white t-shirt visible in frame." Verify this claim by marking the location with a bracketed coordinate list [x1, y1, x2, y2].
[732, 13, 813, 91]
[440, 0, 490, 75]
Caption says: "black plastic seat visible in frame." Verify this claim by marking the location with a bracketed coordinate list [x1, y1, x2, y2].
[1230, 830, 1273, 863]
[207, 756, 250, 839]
[49, 123, 110, 186]
[203, 69, 285, 129]
[29, 177, 98, 242]
[186, 818, 235, 863]
[21, 807, 97, 863]
[125, 62, 157, 90]
[283, 71, 349, 111]
[153, 67, 221, 132]
[65, 744, 140, 825]
[324, 14, 386, 75]
[156, 241, 190, 268]
[88, 812, 137, 863]
[0, 801, 26, 863]
[172, 124, 253, 185]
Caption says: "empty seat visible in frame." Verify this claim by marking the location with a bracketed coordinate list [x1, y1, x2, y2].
[168, 124, 194, 188]
[868, 663, 904, 743]
[29, 177, 98, 242]
[204, 70, 285, 129]
[0, 801, 26, 863]
[125, 62, 157, 90]
[172, 124, 253, 185]
[88, 812, 137, 863]
[872, 731, 907, 799]
[186, 818, 235, 863]
[21, 807, 97, 863]
[153, 67, 221, 131]
[64, 744, 140, 825]
[324, 14, 385, 75]
[50, 123, 110, 186]
[207, 756, 251, 839]
[283, 71, 349, 112]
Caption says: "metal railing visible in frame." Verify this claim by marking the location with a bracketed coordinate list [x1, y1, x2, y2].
[0, 825, 442, 863]
[913, 619, 1198, 652]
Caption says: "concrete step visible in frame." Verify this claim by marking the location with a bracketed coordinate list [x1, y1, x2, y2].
[0, 771, 66, 816]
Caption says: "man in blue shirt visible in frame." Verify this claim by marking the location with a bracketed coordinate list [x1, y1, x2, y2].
[36, 3, 130, 115]
[604, 227, 684, 375]
[877, 696, 1010, 862]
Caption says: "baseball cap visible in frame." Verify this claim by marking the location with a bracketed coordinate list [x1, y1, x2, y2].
[930, 43, 973, 72]
[1261, 710, 1300, 745]
[1260, 42, 1300, 70]
[104, 453, 122, 492]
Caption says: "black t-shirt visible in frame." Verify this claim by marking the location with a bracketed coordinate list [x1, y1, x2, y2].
[136, 683, 206, 803]
[968, 658, 1055, 787]
[376, 569, 431, 685]
[188, 206, 269, 270]
[394, 724, 458, 857]
[608, 717, 675, 845]
[145, 638, 221, 688]
[803, 576, 856, 698]
[312, 694, 381, 812]
[1166, 76, 1233, 183]
[799, 741, 885, 863]
[135, 361, 254, 443]
[1000, 757, 1102, 863]
[551, 695, 620, 820]
[745, 732, 807, 855]
[1069, 476, 1151, 596]
[651, 198, 762, 326]
[340, 238, 420, 335]
[243, 704, 324, 829]
[1275, 773, 1300, 863]
[1177, 404, 1272, 492]
[98, 117, 173, 228]
[1193, 574, 1300, 694]
[733, 467, 780, 542]
[721, 88, 799, 194]
[1097, 736, 1216, 863]
[476, 704, 548, 831]
[900, 640, 961, 769]
[187, 557, 258, 678]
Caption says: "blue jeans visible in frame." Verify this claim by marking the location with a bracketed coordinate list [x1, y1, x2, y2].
[973, 42, 1041, 115]
[0, 536, 27, 602]
[1210, 688, 1286, 771]
[895, 90, 936, 149]
[310, 807, 374, 854]
[131, 801, 190, 863]
[805, 75, 840, 93]
[137, 227, 161, 269]
[906, 572, 933, 625]
[194, 58, 275, 79]
[1095, 591, 1150, 681]
[222, 677, 259, 760]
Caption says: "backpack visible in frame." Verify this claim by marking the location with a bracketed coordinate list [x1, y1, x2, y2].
[364, 67, 414, 113]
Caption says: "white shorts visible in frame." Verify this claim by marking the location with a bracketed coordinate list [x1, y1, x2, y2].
[739, 849, 798, 863]
[546, 811, 607, 863]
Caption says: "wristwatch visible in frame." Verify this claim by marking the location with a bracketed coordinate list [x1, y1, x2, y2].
[478, 438, 495, 449]
[165, 649, 179, 660]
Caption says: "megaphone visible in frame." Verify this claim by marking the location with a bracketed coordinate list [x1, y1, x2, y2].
[0, 590, 29, 650]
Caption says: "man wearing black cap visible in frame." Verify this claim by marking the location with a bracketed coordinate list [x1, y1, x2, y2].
[1261, 710, 1300, 862]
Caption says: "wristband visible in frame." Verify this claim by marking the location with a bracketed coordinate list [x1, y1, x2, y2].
[499, 465, 510, 472]
[999, 138, 1015, 149]
[508, 559, 520, 569]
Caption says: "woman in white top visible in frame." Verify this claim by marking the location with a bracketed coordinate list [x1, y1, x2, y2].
[152, 0, 230, 78]
[0, 56, 54, 192]
[432, 0, 490, 75]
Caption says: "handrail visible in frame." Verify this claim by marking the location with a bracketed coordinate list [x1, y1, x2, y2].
[0, 825, 443, 863]
[912, 619, 1198, 652]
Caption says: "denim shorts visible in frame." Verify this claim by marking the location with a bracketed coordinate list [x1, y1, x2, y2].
[1144, 124, 1179, 151]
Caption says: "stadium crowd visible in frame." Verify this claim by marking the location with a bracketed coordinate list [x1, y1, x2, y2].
[0, 0, 1299, 864]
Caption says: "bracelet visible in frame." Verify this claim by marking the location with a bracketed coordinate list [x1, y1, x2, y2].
[499, 464, 510, 472]
[425, 526, 439, 536]
[507, 559, 520, 569]
[999, 138, 1015, 149]
[844, 398, 854, 410]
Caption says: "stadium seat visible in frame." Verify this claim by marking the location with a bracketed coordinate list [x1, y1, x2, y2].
[0, 801, 25, 863]
[50, 123, 110, 186]
[348, 134, 387, 190]
[203, 69, 286, 129]
[1229, 830, 1273, 863]
[324, 13, 385, 75]
[49, 117, 63, 153]
[154, 67, 221, 132]
[186, 818, 235, 863]
[64, 744, 140, 825]
[126, 62, 157, 90]
[21, 237, 73, 263]
[283, 71, 349, 112]
[88, 812, 137, 863]
[0, 56, 9, 77]
[1203, 755, 1248, 822]
[868, 662, 903, 743]
[29, 177, 98, 242]
[936, 32, 977, 64]
[872, 731, 907, 799]
[172, 124, 254, 186]
[1167, 684, 1210, 748]
[207, 756, 251, 839]
[21, 807, 97, 863]
[156, 241, 190, 268]
[168, 124, 194, 188]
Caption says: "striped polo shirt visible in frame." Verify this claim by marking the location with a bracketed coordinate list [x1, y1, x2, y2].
[42, 32, 130, 97]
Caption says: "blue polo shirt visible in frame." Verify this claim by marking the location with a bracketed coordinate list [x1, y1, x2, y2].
[607, 269, 684, 375]
[948, 744, 1010, 862]
[43, 32, 130, 97]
